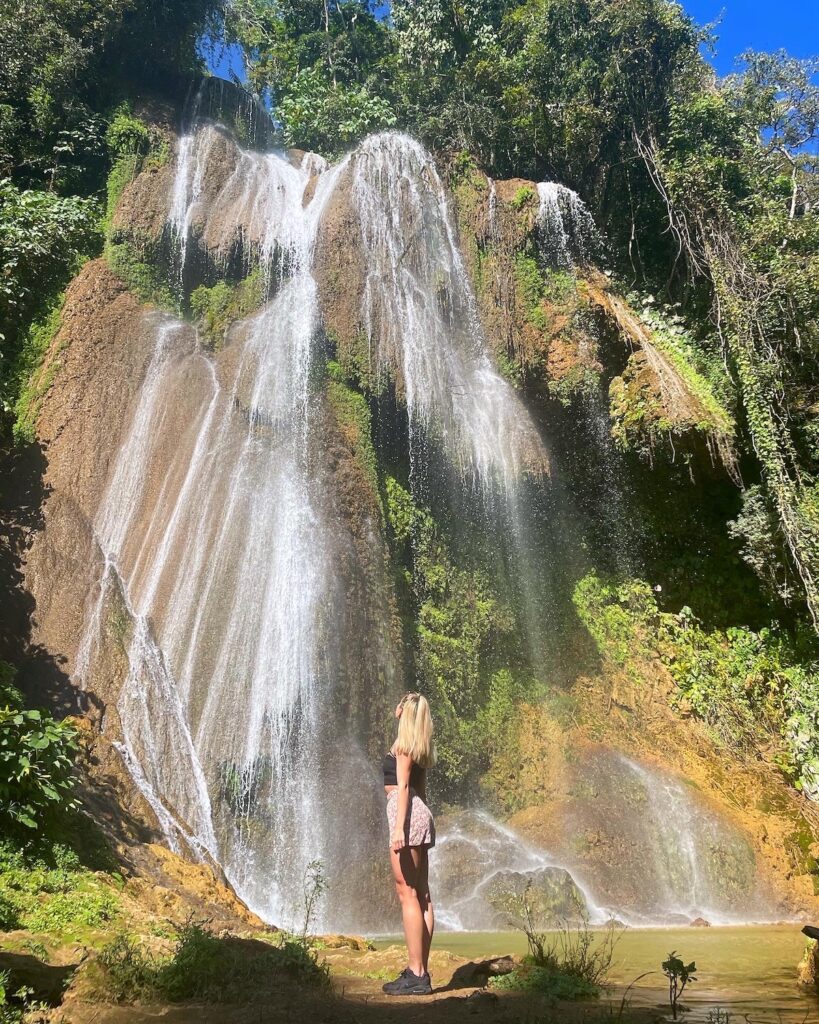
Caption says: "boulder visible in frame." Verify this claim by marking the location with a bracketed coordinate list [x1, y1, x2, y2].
[448, 956, 517, 989]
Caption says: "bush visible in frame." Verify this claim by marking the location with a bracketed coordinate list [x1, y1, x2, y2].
[0, 665, 79, 831]
[494, 881, 620, 999]
[0, 182, 99, 432]
[0, 838, 120, 936]
[100, 923, 330, 1003]
[490, 962, 600, 999]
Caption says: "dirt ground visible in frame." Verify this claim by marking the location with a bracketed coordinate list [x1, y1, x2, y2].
[32, 942, 663, 1024]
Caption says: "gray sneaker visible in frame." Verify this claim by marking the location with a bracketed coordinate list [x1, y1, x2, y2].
[382, 967, 432, 995]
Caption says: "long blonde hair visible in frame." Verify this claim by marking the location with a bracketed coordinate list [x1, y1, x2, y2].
[395, 692, 436, 769]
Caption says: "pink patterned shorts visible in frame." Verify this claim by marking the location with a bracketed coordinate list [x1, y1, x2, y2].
[386, 789, 436, 849]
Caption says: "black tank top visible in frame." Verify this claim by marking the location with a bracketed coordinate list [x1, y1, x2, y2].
[383, 751, 424, 788]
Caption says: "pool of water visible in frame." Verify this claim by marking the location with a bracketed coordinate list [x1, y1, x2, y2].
[375, 926, 819, 1021]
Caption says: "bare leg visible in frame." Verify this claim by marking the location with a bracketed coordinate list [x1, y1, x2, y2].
[390, 846, 425, 976]
[418, 846, 434, 973]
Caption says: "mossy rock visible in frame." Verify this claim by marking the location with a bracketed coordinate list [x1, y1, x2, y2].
[190, 270, 264, 351]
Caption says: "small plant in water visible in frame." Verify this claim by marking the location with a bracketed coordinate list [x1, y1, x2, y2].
[662, 950, 697, 1019]
[492, 882, 622, 998]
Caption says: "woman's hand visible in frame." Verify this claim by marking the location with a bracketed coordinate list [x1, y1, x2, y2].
[391, 829, 406, 852]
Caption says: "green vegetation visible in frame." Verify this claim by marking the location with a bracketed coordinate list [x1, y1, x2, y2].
[662, 951, 697, 1019]
[190, 270, 264, 351]
[104, 105, 169, 236]
[573, 574, 819, 799]
[11, 295, 66, 444]
[513, 252, 547, 313]
[0, 840, 119, 935]
[225, 0, 394, 154]
[0, 663, 122, 941]
[0, 969, 46, 1024]
[326, 330, 385, 395]
[99, 923, 330, 1002]
[105, 242, 177, 310]
[608, 295, 736, 464]
[384, 476, 534, 797]
[511, 185, 537, 211]
[0, 184, 98, 431]
[277, 67, 397, 153]
[101, 107, 178, 309]
[0, 664, 79, 831]
[490, 962, 600, 999]
[326, 372, 382, 511]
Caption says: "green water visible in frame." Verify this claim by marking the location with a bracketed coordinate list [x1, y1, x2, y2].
[376, 926, 819, 1021]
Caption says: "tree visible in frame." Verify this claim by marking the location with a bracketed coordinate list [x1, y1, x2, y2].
[225, 0, 395, 151]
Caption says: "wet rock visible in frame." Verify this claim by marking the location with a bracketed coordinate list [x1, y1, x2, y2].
[432, 810, 588, 929]
[690, 917, 711, 927]
[486, 867, 586, 926]
[509, 746, 765, 923]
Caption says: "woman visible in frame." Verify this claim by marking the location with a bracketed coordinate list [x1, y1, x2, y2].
[381, 692, 436, 996]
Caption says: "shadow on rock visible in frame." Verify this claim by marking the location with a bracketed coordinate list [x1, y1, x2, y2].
[0, 441, 76, 715]
[438, 955, 517, 992]
[0, 950, 78, 1006]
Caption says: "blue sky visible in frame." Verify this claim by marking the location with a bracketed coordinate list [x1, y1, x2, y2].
[206, 0, 819, 81]
[684, 0, 819, 74]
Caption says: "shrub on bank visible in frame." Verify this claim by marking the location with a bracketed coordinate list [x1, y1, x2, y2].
[0, 663, 79, 831]
[99, 923, 330, 1003]
[0, 839, 120, 936]
[490, 960, 601, 999]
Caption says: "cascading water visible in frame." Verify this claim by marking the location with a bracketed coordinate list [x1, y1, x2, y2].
[75, 123, 386, 931]
[73, 112, 775, 933]
[617, 755, 765, 925]
[536, 181, 602, 268]
[348, 132, 554, 674]
[433, 810, 609, 930]
[349, 133, 547, 496]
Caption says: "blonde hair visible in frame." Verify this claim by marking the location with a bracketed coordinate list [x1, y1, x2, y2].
[395, 692, 436, 769]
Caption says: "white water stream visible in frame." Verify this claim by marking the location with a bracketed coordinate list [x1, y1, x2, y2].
[73, 120, 771, 931]
[76, 129, 359, 929]
[350, 133, 547, 496]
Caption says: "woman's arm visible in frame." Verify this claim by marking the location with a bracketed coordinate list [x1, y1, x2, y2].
[391, 753, 413, 852]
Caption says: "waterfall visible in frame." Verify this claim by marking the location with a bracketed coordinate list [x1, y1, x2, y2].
[75, 125, 379, 930]
[618, 756, 763, 925]
[348, 132, 552, 672]
[349, 133, 547, 497]
[72, 116, 772, 932]
[431, 810, 609, 931]
[536, 182, 601, 269]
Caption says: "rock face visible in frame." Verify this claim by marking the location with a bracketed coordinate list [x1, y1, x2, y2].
[18, 119, 409, 933]
[10, 100, 817, 933]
